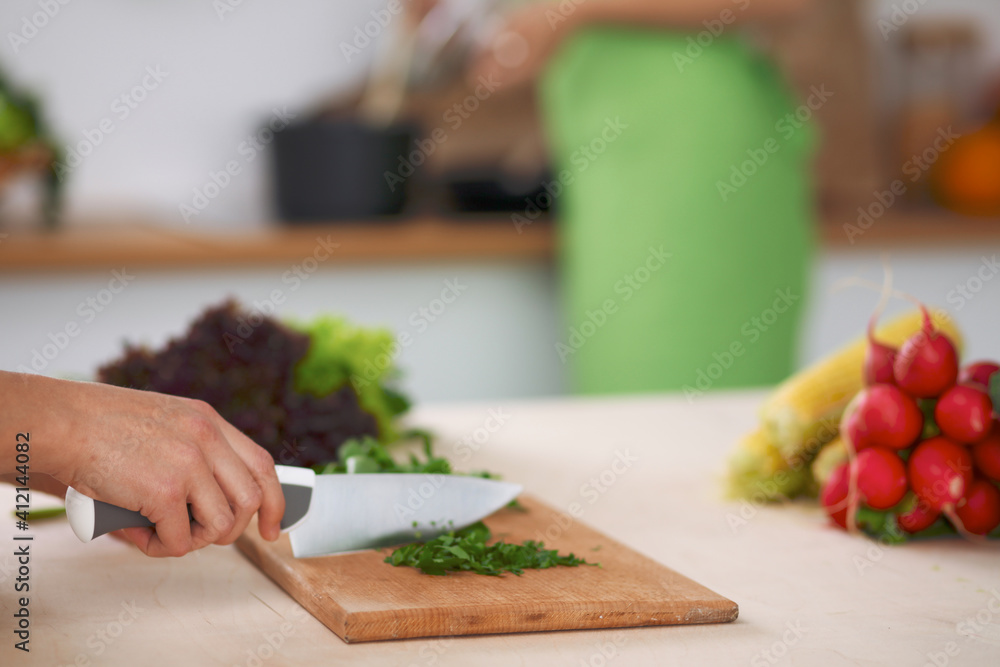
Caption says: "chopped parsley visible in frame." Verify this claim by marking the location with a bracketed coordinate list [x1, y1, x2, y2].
[384, 521, 598, 576]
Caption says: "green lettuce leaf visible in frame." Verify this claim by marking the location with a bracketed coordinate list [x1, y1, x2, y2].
[289, 316, 410, 443]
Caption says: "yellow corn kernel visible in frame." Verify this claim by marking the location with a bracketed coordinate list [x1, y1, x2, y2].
[726, 428, 814, 501]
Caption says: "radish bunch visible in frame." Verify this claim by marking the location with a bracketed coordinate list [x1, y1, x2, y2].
[822, 306, 1000, 540]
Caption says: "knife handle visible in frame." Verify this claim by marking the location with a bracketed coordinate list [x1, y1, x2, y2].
[65, 465, 316, 543]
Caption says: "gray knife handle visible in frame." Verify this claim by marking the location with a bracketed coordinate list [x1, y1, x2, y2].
[65, 465, 315, 543]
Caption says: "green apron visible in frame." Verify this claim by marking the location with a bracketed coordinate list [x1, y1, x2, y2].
[539, 28, 815, 395]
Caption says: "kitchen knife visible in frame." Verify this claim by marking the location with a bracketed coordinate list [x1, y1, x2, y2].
[64, 465, 522, 558]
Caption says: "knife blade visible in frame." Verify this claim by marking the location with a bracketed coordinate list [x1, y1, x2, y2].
[287, 472, 521, 557]
[64, 465, 522, 558]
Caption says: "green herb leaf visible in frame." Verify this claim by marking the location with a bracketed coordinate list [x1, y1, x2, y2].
[446, 546, 470, 560]
[313, 435, 502, 482]
[855, 506, 908, 545]
[11, 507, 66, 521]
[384, 522, 598, 577]
[853, 495, 1000, 543]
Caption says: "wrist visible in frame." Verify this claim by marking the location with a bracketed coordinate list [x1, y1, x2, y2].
[3, 373, 77, 482]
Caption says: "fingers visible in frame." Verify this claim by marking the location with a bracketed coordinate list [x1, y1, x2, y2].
[107, 529, 134, 544]
[250, 451, 285, 542]
[138, 491, 197, 557]
[96, 396, 282, 558]
[188, 468, 238, 546]
[407, 0, 439, 22]
[139, 438, 234, 557]
[214, 419, 285, 542]
[183, 400, 281, 542]
[205, 446, 261, 546]
[138, 478, 233, 558]
[120, 526, 155, 552]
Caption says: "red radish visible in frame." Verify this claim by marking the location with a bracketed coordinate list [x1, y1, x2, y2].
[863, 319, 897, 385]
[850, 447, 908, 510]
[864, 341, 897, 385]
[893, 307, 959, 398]
[841, 385, 923, 451]
[862, 265, 898, 386]
[935, 384, 994, 443]
[908, 437, 974, 512]
[897, 499, 940, 533]
[820, 463, 850, 529]
[972, 424, 1000, 481]
[953, 478, 1000, 535]
[958, 361, 1000, 390]
[840, 410, 871, 453]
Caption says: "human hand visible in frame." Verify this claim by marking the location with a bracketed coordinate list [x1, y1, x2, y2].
[470, 2, 578, 88]
[24, 376, 285, 557]
[407, 0, 440, 23]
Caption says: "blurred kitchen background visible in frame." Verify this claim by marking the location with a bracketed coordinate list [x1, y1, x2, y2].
[1, 0, 999, 402]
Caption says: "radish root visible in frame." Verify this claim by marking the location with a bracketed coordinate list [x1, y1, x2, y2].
[943, 506, 987, 544]
[867, 253, 894, 342]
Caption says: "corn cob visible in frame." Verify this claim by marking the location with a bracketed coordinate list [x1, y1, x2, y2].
[726, 428, 815, 501]
[811, 436, 848, 489]
[761, 308, 962, 461]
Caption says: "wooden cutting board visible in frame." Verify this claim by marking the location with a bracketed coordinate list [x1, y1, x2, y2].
[235, 495, 737, 643]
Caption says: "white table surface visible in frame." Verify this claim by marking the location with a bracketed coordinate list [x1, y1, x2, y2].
[2, 390, 999, 666]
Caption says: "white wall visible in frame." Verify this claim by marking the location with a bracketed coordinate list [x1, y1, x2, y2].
[2, 245, 999, 404]
[1, 0, 998, 228]
[0, 259, 567, 403]
[2, 0, 388, 227]
[802, 244, 1000, 368]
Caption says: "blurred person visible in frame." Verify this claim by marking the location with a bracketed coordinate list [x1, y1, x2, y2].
[418, 0, 816, 394]
[0, 370, 285, 557]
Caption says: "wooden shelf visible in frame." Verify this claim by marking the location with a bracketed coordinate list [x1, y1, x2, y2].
[818, 210, 1000, 248]
[0, 216, 555, 273]
[0, 211, 996, 273]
